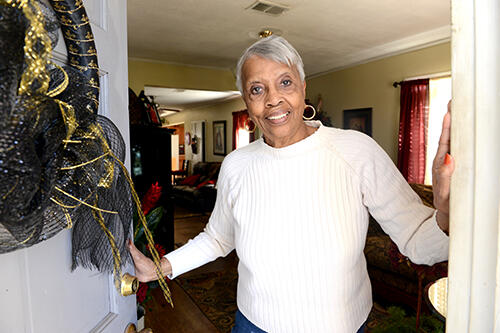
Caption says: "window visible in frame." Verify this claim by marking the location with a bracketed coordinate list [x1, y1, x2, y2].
[236, 128, 250, 149]
[232, 110, 255, 150]
[424, 77, 451, 185]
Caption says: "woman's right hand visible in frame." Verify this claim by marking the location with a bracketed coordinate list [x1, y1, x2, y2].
[128, 240, 172, 282]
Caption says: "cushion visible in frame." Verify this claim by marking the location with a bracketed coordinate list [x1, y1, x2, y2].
[180, 174, 201, 186]
[196, 179, 215, 190]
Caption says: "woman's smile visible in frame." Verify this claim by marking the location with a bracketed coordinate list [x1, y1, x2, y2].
[265, 110, 290, 123]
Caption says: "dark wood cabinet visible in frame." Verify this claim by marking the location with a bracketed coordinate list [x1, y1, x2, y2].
[130, 125, 175, 251]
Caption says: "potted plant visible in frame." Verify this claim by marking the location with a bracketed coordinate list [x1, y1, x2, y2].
[371, 306, 444, 333]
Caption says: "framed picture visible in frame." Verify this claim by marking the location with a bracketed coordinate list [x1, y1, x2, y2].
[213, 120, 226, 156]
[343, 108, 372, 137]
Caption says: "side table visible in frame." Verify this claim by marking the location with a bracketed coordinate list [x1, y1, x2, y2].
[424, 277, 448, 322]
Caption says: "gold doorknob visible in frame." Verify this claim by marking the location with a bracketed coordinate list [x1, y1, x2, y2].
[125, 323, 153, 333]
[121, 273, 139, 296]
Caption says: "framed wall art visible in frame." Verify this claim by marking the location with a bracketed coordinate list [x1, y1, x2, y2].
[343, 108, 372, 137]
[213, 120, 226, 156]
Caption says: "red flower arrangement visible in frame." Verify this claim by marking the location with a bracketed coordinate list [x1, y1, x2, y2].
[136, 282, 149, 304]
[141, 182, 162, 215]
[133, 182, 168, 306]
[146, 243, 167, 258]
[136, 243, 169, 304]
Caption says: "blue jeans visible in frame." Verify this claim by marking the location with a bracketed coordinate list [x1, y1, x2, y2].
[232, 309, 366, 333]
[232, 310, 267, 333]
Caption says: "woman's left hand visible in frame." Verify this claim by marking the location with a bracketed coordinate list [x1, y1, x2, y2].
[432, 102, 455, 234]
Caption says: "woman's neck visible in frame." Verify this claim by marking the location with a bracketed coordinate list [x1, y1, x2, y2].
[264, 122, 318, 148]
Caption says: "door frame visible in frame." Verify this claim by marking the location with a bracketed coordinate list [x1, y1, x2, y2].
[447, 0, 500, 331]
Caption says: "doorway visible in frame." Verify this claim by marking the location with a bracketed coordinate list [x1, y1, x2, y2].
[165, 123, 186, 172]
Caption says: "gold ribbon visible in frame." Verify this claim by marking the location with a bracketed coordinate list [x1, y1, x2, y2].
[46, 62, 69, 97]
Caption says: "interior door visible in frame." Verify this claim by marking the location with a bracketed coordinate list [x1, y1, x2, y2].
[0, 1, 136, 332]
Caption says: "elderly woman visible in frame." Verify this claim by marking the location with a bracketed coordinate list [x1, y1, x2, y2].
[130, 36, 453, 333]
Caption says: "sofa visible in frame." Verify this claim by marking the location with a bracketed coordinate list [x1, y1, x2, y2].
[364, 183, 448, 312]
[171, 161, 221, 212]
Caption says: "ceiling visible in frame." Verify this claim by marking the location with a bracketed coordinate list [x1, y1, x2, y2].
[144, 86, 241, 112]
[127, 0, 450, 107]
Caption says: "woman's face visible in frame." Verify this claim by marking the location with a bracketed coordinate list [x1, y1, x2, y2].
[241, 55, 308, 148]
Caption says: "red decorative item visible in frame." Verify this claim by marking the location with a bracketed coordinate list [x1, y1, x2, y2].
[136, 282, 149, 304]
[147, 243, 167, 258]
[141, 182, 163, 215]
[155, 243, 166, 257]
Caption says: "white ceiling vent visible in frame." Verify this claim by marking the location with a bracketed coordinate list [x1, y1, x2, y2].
[248, 1, 290, 16]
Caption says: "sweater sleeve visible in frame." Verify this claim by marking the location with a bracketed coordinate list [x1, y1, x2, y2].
[356, 134, 449, 265]
[165, 159, 236, 279]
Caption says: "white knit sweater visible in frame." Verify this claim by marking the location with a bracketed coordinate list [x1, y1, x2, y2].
[165, 121, 449, 333]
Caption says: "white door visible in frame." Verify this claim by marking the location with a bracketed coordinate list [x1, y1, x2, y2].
[0, 1, 136, 332]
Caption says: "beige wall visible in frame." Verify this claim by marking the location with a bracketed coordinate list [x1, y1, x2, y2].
[164, 98, 247, 162]
[306, 42, 451, 162]
[128, 59, 237, 94]
[129, 42, 450, 163]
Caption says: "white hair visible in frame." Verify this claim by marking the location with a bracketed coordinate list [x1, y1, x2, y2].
[235, 36, 305, 94]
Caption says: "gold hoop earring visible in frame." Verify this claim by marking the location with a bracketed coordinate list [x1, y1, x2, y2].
[303, 105, 316, 120]
[244, 118, 256, 133]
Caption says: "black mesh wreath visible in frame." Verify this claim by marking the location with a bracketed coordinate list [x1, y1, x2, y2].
[0, 0, 172, 305]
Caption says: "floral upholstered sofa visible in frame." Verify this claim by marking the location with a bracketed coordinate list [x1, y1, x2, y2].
[364, 184, 448, 311]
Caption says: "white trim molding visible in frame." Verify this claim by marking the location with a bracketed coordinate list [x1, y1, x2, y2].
[308, 25, 451, 79]
[447, 0, 500, 332]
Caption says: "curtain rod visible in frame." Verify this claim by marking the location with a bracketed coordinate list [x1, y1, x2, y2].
[393, 71, 451, 87]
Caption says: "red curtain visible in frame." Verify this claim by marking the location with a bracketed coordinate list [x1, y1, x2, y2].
[397, 79, 429, 183]
[232, 110, 255, 150]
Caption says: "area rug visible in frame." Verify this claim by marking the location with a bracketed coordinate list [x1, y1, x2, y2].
[176, 266, 238, 332]
[176, 266, 395, 333]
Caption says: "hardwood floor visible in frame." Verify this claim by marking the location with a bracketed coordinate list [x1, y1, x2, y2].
[145, 280, 219, 333]
[144, 205, 235, 332]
